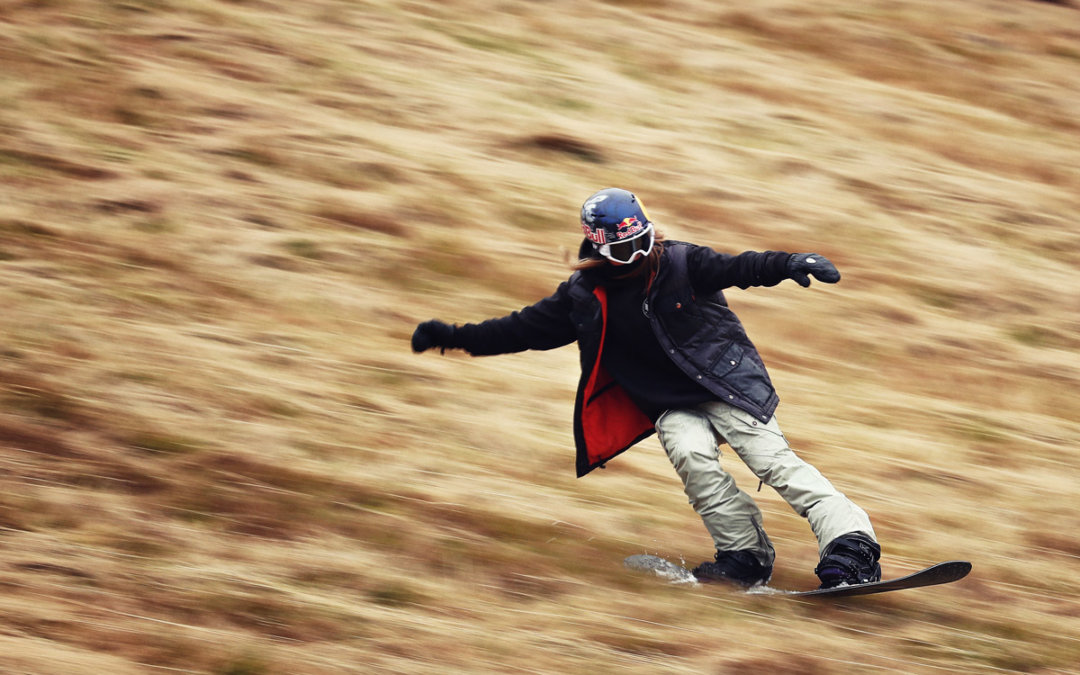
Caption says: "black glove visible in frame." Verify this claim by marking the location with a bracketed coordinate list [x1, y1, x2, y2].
[411, 319, 455, 353]
[787, 253, 840, 287]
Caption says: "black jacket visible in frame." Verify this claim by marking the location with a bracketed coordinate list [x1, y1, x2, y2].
[451, 241, 792, 476]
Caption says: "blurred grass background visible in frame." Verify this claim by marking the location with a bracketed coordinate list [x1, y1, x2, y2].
[1, 0, 1078, 672]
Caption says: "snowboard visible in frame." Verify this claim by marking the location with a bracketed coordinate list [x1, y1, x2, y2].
[624, 554, 971, 597]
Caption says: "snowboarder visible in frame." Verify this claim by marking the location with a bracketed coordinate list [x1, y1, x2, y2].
[411, 187, 881, 588]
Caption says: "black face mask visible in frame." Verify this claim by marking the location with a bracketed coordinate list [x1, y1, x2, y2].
[599, 255, 648, 285]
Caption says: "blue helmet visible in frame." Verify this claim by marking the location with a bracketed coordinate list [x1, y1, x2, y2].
[580, 188, 655, 263]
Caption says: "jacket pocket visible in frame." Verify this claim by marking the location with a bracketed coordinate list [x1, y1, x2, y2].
[708, 341, 744, 378]
[710, 342, 775, 409]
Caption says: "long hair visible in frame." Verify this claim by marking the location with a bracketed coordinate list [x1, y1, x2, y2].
[573, 230, 666, 293]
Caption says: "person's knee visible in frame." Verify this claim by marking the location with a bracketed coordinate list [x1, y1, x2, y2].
[657, 412, 716, 468]
[736, 443, 799, 481]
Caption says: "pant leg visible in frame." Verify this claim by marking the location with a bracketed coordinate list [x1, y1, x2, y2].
[696, 401, 876, 556]
[656, 408, 775, 566]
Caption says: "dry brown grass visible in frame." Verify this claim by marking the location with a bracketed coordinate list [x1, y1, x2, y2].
[1, 0, 1079, 672]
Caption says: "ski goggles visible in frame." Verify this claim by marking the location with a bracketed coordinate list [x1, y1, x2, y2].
[595, 226, 655, 264]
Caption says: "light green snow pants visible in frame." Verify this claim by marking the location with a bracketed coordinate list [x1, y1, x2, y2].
[656, 401, 875, 567]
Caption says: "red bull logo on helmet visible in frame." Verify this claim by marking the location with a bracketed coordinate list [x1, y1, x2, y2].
[615, 216, 646, 240]
[582, 221, 607, 244]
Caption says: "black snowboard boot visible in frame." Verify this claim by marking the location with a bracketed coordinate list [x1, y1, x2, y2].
[815, 533, 882, 589]
[692, 549, 772, 587]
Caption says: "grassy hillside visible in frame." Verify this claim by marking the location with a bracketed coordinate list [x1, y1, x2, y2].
[1, 0, 1079, 672]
